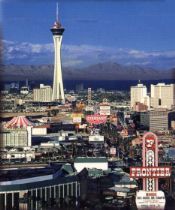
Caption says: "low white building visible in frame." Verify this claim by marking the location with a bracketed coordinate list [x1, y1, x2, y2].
[32, 126, 48, 136]
[74, 157, 108, 172]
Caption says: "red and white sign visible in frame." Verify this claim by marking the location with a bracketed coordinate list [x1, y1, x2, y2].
[86, 114, 107, 124]
[130, 167, 171, 178]
[130, 132, 171, 210]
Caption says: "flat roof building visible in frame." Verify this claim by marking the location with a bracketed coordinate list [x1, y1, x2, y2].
[0, 163, 81, 210]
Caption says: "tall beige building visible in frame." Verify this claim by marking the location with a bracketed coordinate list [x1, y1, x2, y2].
[151, 83, 175, 109]
[130, 83, 149, 110]
[33, 84, 52, 102]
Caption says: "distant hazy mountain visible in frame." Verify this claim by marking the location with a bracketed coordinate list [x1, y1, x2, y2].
[0, 62, 174, 81]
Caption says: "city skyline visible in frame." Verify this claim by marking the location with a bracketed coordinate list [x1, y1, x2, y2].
[1, 0, 175, 70]
[0, 1, 175, 209]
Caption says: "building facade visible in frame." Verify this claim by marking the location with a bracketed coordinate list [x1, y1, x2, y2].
[130, 83, 149, 110]
[33, 84, 52, 102]
[0, 127, 32, 148]
[151, 83, 175, 109]
[0, 164, 80, 210]
[140, 110, 169, 132]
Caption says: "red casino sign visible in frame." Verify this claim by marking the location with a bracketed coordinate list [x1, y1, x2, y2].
[86, 114, 107, 124]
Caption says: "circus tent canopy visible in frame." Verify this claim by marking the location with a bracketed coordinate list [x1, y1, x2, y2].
[4, 116, 34, 129]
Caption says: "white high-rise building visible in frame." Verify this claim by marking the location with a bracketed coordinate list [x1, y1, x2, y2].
[51, 6, 65, 103]
[33, 84, 52, 102]
[151, 83, 175, 109]
[130, 83, 149, 109]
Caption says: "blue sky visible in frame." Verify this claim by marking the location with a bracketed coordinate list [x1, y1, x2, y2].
[1, 0, 175, 69]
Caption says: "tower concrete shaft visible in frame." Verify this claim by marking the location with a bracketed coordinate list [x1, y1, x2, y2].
[51, 21, 65, 103]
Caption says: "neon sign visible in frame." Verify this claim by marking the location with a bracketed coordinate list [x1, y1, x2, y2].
[130, 167, 171, 178]
[130, 132, 172, 210]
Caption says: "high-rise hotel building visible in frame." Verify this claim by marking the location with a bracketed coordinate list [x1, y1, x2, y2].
[130, 83, 149, 110]
[33, 84, 52, 102]
[151, 83, 175, 110]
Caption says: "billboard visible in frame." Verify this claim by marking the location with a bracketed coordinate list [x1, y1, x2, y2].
[86, 114, 107, 124]
[99, 105, 111, 115]
[136, 190, 166, 210]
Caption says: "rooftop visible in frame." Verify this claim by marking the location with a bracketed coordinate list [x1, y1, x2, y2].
[74, 157, 108, 163]
[0, 163, 73, 182]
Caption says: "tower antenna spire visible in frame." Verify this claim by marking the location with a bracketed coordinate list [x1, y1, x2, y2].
[56, 2, 59, 22]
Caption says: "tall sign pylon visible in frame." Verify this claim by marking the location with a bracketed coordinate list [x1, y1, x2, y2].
[130, 132, 171, 210]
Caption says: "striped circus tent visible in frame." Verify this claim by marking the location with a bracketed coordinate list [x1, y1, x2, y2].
[4, 116, 34, 129]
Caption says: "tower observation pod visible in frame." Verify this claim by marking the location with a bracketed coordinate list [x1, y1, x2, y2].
[50, 5, 65, 103]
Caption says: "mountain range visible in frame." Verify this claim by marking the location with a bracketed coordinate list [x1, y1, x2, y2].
[0, 62, 174, 81]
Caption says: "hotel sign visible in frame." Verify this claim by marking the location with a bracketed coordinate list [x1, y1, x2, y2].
[130, 167, 171, 178]
[130, 132, 171, 210]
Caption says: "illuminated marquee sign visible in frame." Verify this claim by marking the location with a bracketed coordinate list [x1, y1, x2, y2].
[86, 114, 107, 124]
[130, 167, 171, 178]
[130, 132, 172, 210]
[136, 190, 166, 210]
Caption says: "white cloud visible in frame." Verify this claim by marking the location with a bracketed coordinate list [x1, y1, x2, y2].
[62, 59, 83, 67]
[2, 39, 175, 69]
